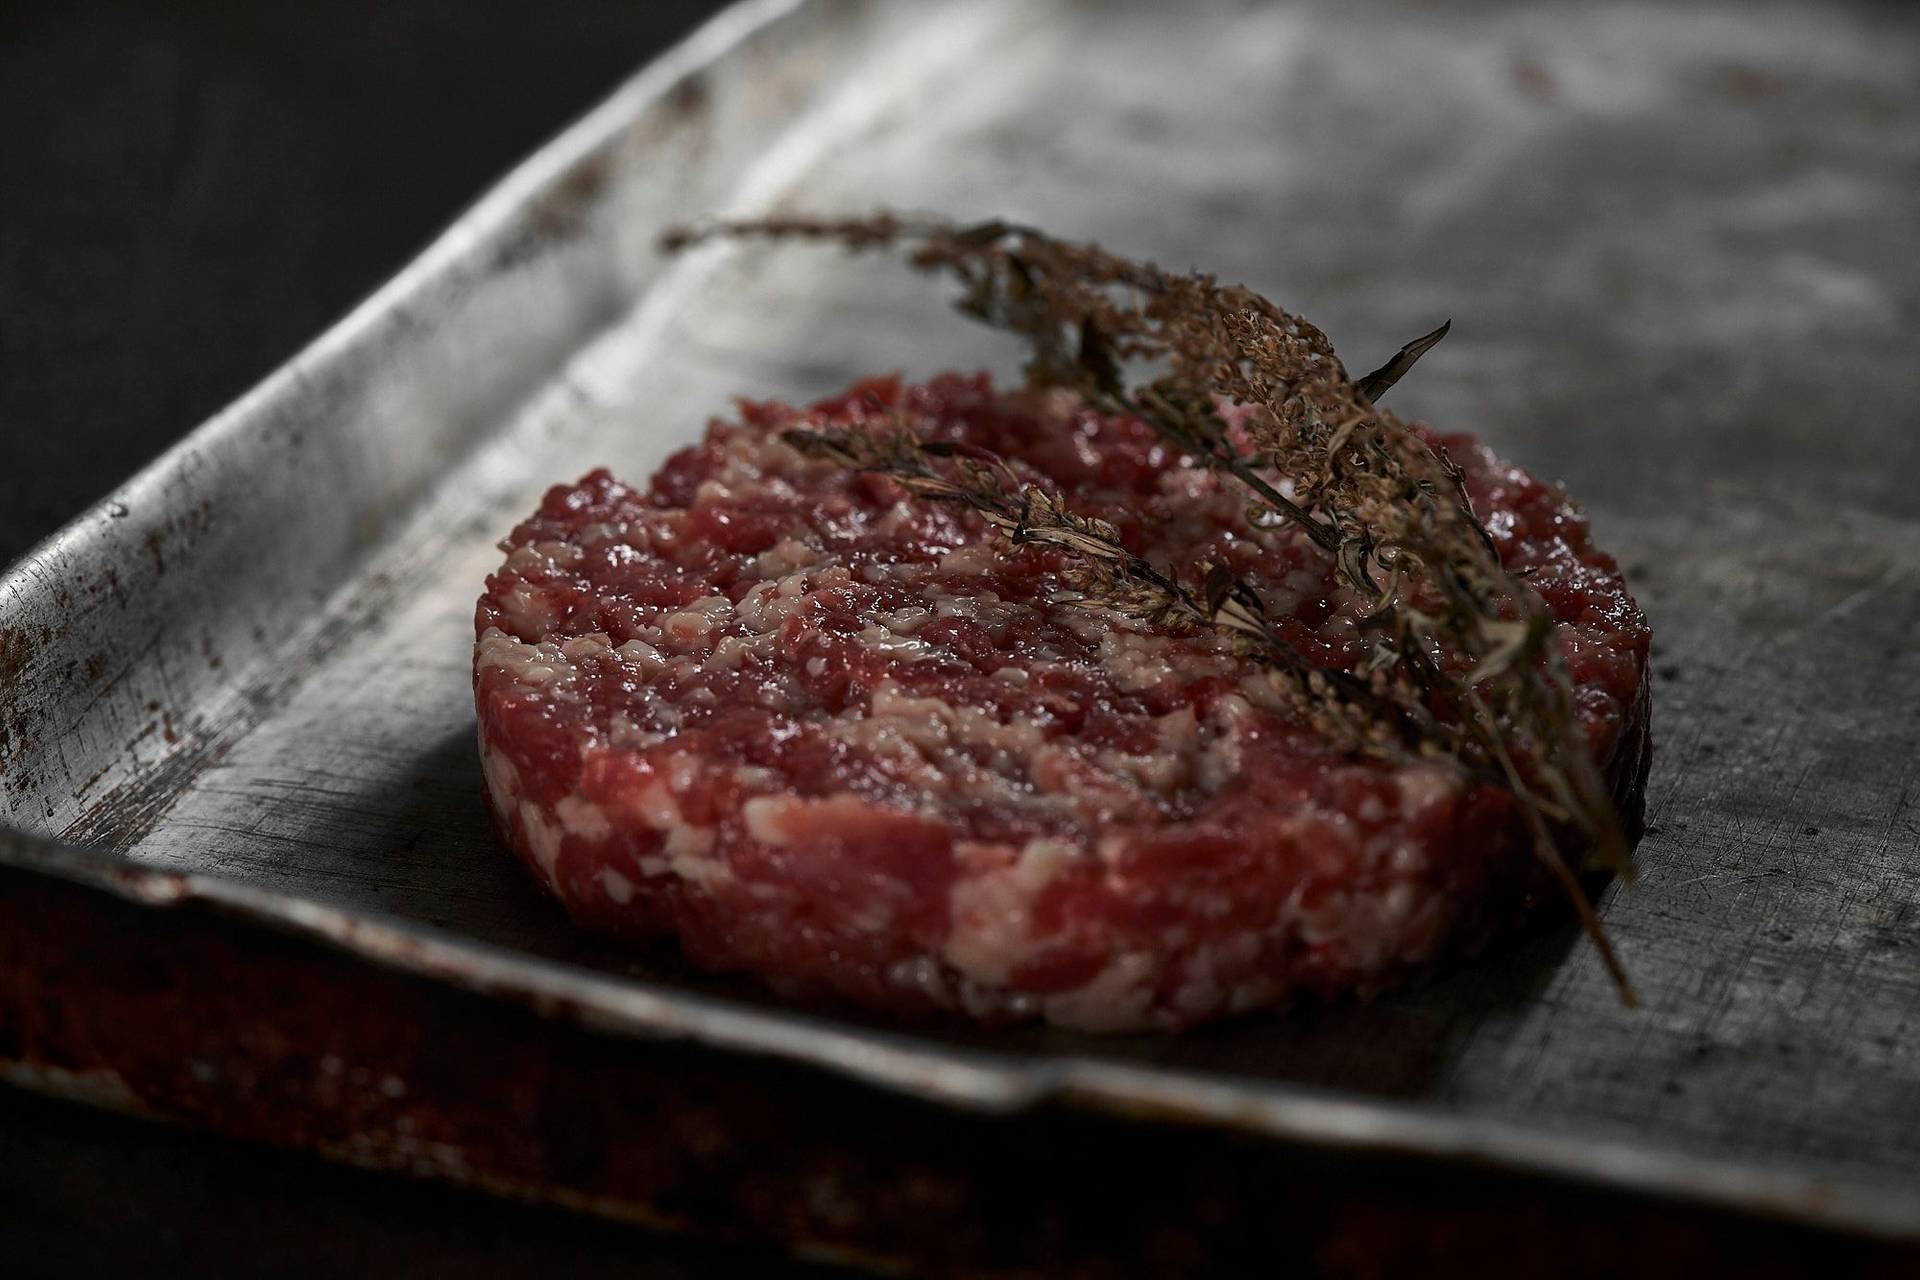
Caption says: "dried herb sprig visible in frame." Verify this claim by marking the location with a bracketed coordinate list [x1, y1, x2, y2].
[665, 214, 1634, 1001]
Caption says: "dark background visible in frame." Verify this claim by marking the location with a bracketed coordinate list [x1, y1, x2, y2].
[0, 0, 725, 564]
[0, 2, 844, 1274]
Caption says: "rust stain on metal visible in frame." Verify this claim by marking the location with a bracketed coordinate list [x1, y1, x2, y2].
[0, 627, 37, 775]
[667, 69, 709, 121]
[140, 498, 219, 577]
[1713, 62, 1785, 100]
[0, 626, 33, 690]
[633, 68, 713, 152]
[496, 137, 628, 276]
[1510, 60, 1556, 102]
[539, 149, 615, 231]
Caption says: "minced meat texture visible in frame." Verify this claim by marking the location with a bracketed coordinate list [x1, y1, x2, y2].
[473, 373, 1650, 1030]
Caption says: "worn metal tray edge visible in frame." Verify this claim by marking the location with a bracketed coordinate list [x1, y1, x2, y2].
[0, 0, 796, 597]
[0, 0, 813, 836]
[6, 827, 1915, 1241]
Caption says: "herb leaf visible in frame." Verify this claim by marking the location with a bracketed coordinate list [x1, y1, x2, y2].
[1353, 319, 1452, 404]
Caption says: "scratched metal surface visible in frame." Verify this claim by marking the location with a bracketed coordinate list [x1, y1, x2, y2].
[4, 0, 1919, 1237]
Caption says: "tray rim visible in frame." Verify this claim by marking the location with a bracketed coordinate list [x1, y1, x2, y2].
[0, 0, 803, 597]
[7, 825, 1918, 1241]
[2, 0, 1916, 1246]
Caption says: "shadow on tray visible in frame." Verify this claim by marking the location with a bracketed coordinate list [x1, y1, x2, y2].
[379, 725, 1584, 1103]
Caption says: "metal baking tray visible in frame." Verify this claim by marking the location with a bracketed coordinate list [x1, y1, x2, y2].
[5, 0, 1919, 1270]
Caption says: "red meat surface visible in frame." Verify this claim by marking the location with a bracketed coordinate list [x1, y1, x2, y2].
[474, 374, 1650, 1030]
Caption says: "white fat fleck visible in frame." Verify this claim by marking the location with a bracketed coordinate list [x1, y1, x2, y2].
[577, 520, 637, 550]
[944, 837, 1086, 988]
[857, 624, 935, 659]
[555, 795, 612, 842]
[937, 543, 999, 574]
[1386, 839, 1427, 875]
[600, 868, 634, 905]
[928, 588, 1018, 638]
[518, 801, 562, 883]
[738, 578, 809, 630]
[622, 775, 725, 886]
[1167, 930, 1269, 1021]
[662, 595, 734, 653]
[1237, 670, 1297, 715]
[875, 499, 922, 536]
[1157, 706, 1199, 751]
[1195, 694, 1257, 793]
[1395, 764, 1459, 817]
[666, 826, 721, 881]
[748, 537, 825, 581]
[880, 607, 933, 635]
[1097, 748, 1188, 794]
[931, 593, 979, 620]
[741, 791, 879, 847]
[1080, 706, 1201, 796]
[610, 702, 674, 747]
[479, 744, 520, 814]
[500, 540, 584, 574]
[945, 863, 1036, 987]
[1097, 630, 1234, 693]
[1381, 881, 1417, 927]
[635, 780, 680, 831]
[1014, 838, 1080, 890]
[742, 795, 795, 845]
[1041, 953, 1157, 1033]
[1058, 608, 1117, 644]
[859, 562, 932, 584]
[826, 683, 1062, 819]
[1156, 464, 1219, 503]
[615, 639, 666, 674]
[560, 633, 612, 662]
[704, 635, 755, 672]
[475, 627, 567, 686]
[497, 581, 562, 637]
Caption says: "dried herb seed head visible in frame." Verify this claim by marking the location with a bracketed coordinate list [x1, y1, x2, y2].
[667, 212, 1637, 1002]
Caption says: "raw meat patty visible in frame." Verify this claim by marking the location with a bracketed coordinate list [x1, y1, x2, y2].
[473, 373, 1651, 1031]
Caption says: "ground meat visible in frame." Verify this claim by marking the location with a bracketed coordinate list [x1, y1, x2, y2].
[473, 373, 1651, 1031]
